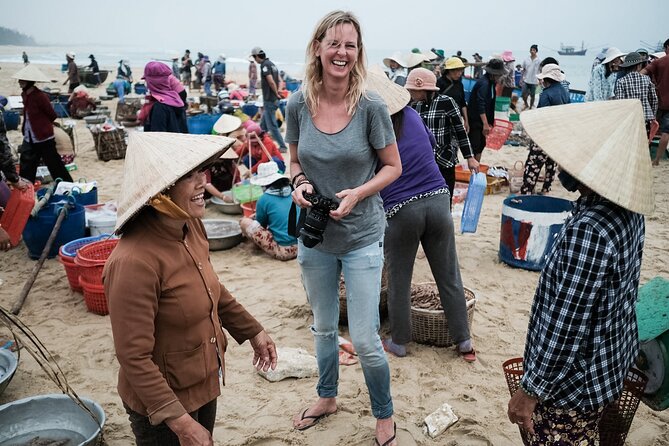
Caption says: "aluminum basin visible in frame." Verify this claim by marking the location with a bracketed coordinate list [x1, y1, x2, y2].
[202, 219, 243, 251]
[0, 394, 106, 446]
[210, 193, 242, 215]
[0, 349, 18, 396]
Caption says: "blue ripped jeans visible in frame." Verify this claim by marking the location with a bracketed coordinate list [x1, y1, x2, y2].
[297, 238, 393, 419]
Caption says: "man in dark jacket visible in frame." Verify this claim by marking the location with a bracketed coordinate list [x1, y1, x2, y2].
[13, 65, 73, 183]
[467, 59, 506, 161]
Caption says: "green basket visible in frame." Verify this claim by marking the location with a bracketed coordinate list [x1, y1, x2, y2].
[232, 183, 263, 204]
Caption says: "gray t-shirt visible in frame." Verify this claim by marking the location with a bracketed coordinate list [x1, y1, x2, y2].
[285, 90, 395, 254]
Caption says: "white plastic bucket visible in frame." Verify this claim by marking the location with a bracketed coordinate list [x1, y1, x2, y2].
[88, 213, 116, 236]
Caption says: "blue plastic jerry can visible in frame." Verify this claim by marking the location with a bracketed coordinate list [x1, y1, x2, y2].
[461, 172, 487, 233]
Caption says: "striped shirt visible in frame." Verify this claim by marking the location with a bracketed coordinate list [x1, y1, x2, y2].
[521, 195, 645, 410]
[614, 71, 658, 121]
[412, 94, 474, 168]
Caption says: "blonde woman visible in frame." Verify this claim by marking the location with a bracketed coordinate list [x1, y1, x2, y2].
[285, 10, 401, 446]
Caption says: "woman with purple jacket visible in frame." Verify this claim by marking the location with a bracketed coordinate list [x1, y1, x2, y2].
[369, 70, 475, 362]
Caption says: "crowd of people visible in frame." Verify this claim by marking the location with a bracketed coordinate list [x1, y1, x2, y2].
[0, 11, 665, 446]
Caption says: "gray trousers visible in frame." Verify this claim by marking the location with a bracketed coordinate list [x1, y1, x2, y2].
[384, 193, 470, 345]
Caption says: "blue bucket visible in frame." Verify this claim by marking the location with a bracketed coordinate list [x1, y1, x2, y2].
[134, 84, 147, 94]
[285, 80, 301, 92]
[37, 186, 98, 206]
[187, 114, 217, 134]
[499, 195, 572, 271]
[52, 102, 69, 118]
[22, 201, 86, 259]
[2, 111, 20, 130]
[241, 104, 259, 118]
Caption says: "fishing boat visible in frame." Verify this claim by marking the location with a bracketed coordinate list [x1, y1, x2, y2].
[558, 42, 586, 56]
[78, 68, 110, 87]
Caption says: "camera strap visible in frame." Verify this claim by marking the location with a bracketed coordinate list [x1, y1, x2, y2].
[288, 201, 306, 237]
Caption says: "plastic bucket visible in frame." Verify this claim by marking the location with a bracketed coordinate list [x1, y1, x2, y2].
[37, 186, 98, 206]
[241, 201, 257, 217]
[52, 102, 69, 118]
[494, 96, 511, 120]
[22, 202, 86, 260]
[88, 213, 116, 236]
[2, 111, 20, 130]
[241, 103, 259, 118]
[187, 114, 216, 134]
[499, 195, 572, 271]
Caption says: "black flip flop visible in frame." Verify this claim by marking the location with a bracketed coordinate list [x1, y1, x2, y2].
[295, 408, 332, 431]
[374, 422, 396, 446]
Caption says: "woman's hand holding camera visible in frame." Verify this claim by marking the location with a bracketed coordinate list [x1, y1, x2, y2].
[332, 188, 362, 220]
[291, 173, 314, 208]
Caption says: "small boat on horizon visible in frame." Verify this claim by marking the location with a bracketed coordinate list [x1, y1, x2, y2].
[558, 42, 587, 56]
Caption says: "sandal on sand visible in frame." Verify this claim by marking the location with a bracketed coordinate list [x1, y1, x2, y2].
[458, 348, 477, 363]
[374, 422, 397, 446]
[294, 408, 334, 431]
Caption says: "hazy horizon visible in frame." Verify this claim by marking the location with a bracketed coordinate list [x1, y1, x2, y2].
[1, 0, 665, 54]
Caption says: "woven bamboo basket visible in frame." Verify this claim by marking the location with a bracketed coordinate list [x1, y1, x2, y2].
[410, 282, 476, 347]
[89, 128, 127, 161]
[502, 358, 648, 446]
[338, 266, 388, 325]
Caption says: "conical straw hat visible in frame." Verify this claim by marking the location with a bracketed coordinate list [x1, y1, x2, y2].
[366, 65, 410, 115]
[520, 99, 654, 215]
[115, 132, 235, 232]
[11, 64, 53, 83]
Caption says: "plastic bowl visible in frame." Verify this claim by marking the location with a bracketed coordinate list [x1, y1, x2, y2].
[202, 219, 243, 251]
[0, 394, 106, 446]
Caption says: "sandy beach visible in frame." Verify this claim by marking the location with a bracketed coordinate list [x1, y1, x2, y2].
[0, 61, 668, 446]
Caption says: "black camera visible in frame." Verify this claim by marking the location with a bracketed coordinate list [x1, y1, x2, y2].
[300, 191, 339, 248]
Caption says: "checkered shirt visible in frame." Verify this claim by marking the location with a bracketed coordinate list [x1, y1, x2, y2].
[614, 71, 658, 121]
[521, 195, 645, 411]
[412, 94, 473, 168]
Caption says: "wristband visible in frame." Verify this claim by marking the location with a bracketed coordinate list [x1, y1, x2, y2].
[519, 381, 540, 400]
[295, 180, 311, 188]
[291, 173, 306, 187]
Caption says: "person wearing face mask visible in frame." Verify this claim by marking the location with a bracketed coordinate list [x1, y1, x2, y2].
[286, 11, 402, 445]
[13, 65, 73, 184]
[519, 63, 570, 195]
[586, 47, 625, 101]
[239, 161, 298, 261]
[103, 132, 277, 446]
[507, 99, 652, 445]
[205, 114, 244, 200]
[140, 61, 188, 133]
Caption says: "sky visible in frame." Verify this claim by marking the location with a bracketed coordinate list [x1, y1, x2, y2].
[1, 0, 665, 55]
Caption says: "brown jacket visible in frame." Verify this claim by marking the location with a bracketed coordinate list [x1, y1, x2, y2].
[103, 209, 263, 425]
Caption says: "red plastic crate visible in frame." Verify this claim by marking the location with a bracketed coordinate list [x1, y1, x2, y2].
[0, 183, 35, 247]
[485, 119, 514, 150]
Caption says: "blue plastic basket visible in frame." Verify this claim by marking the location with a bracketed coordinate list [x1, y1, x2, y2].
[461, 173, 487, 233]
[134, 84, 147, 94]
[285, 80, 302, 92]
[52, 102, 69, 118]
[60, 233, 114, 257]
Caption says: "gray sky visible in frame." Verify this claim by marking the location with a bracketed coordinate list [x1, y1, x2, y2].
[1, 0, 665, 53]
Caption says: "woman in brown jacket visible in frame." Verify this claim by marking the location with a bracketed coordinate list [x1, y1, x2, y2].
[103, 132, 277, 446]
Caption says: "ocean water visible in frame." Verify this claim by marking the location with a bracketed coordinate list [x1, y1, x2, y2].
[0, 45, 600, 91]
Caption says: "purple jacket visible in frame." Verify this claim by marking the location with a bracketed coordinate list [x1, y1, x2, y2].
[380, 107, 446, 212]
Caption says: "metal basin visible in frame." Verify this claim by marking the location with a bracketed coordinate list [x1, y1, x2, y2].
[202, 219, 242, 251]
[83, 115, 106, 125]
[210, 193, 242, 215]
[0, 349, 18, 396]
[0, 394, 106, 446]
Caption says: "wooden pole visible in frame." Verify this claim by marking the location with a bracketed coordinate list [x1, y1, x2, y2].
[11, 204, 70, 315]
